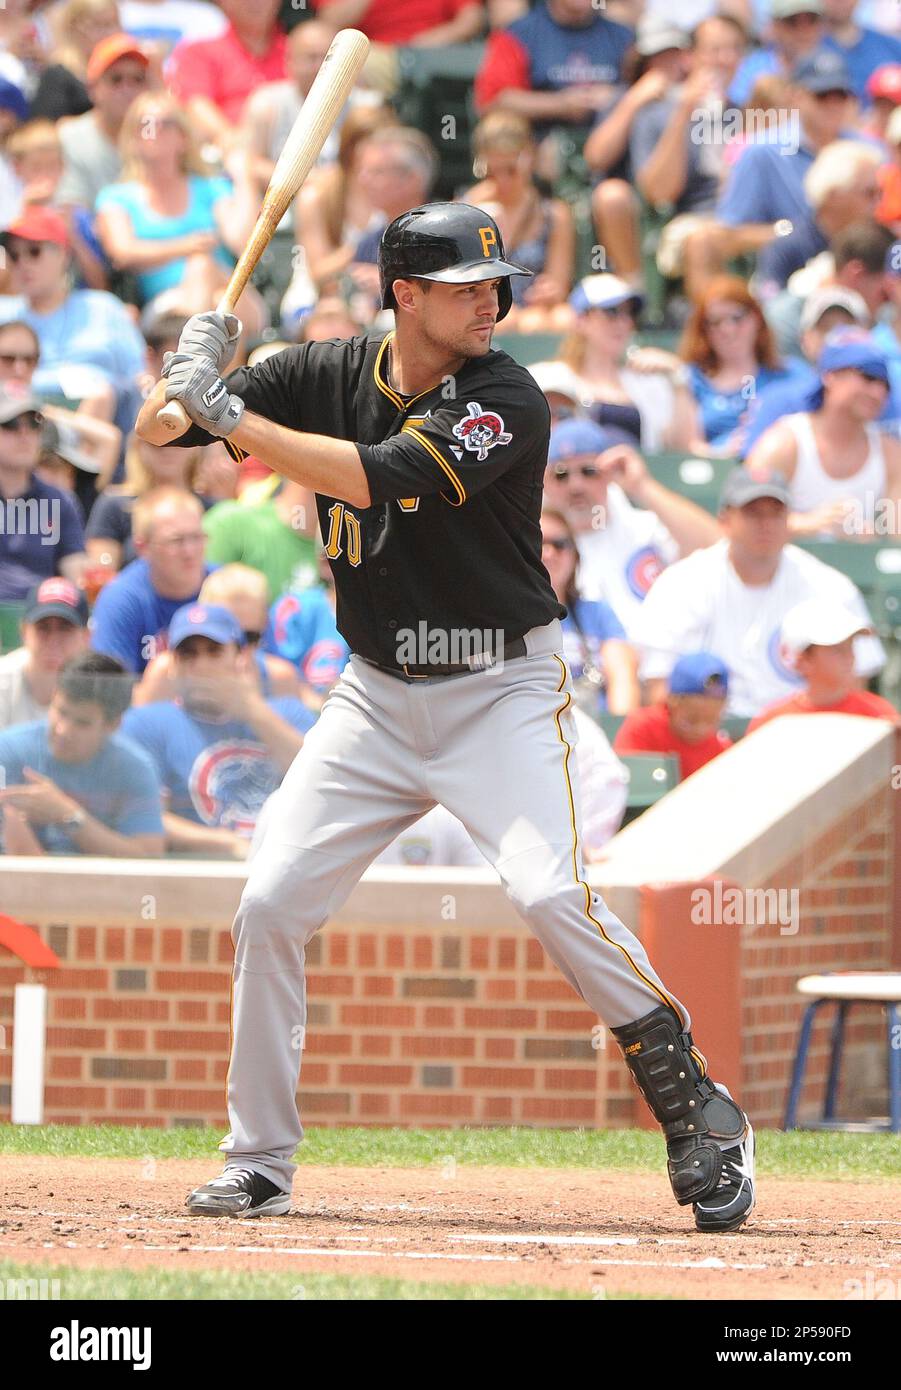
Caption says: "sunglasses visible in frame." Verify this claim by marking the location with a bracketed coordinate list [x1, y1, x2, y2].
[550, 464, 600, 481]
[0, 351, 39, 366]
[0, 411, 43, 432]
[242, 629, 263, 645]
[814, 88, 850, 102]
[106, 69, 147, 87]
[705, 309, 749, 329]
[7, 243, 49, 264]
[542, 536, 575, 551]
[597, 303, 636, 320]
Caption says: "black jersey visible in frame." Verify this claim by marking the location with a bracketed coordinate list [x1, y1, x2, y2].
[181, 331, 563, 669]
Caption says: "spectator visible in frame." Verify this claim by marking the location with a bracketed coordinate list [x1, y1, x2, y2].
[0, 650, 164, 856]
[346, 126, 438, 304]
[90, 485, 210, 671]
[0, 317, 123, 483]
[822, 0, 901, 100]
[463, 111, 575, 332]
[297, 294, 365, 343]
[0, 77, 29, 225]
[0, 205, 146, 422]
[85, 435, 212, 569]
[784, 140, 884, 294]
[56, 33, 150, 211]
[614, 651, 733, 778]
[866, 63, 901, 141]
[375, 704, 628, 864]
[312, 0, 484, 47]
[624, 15, 746, 298]
[742, 284, 872, 451]
[203, 473, 317, 602]
[96, 91, 259, 320]
[746, 329, 901, 537]
[729, 0, 826, 106]
[527, 357, 587, 421]
[285, 103, 396, 321]
[689, 51, 867, 296]
[5, 121, 109, 290]
[541, 504, 638, 713]
[121, 602, 314, 857]
[0, 381, 87, 602]
[134, 563, 303, 705]
[542, 417, 720, 636]
[560, 274, 699, 451]
[877, 105, 901, 231]
[632, 467, 884, 717]
[36, 415, 108, 520]
[166, 0, 288, 147]
[680, 276, 795, 456]
[30, 0, 119, 121]
[748, 598, 901, 728]
[265, 546, 349, 702]
[766, 219, 891, 355]
[474, 0, 634, 132]
[0, 576, 89, 729]
[119, 0, 227, 53]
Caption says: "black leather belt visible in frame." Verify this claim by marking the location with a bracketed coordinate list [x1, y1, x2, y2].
[364, 635, 528, 682]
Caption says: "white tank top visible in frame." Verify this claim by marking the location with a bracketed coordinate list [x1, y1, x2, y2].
[786, 413, 886, 515]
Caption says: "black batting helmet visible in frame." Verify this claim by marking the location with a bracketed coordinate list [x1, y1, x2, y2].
[378, 202, 532, 322]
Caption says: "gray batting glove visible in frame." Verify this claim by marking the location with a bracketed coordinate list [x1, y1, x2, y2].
[163, 353, 245, 437]
[172, 311, 242, 373]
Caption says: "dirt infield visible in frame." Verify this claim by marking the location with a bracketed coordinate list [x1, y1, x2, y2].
[1, 1156, 899, 1299]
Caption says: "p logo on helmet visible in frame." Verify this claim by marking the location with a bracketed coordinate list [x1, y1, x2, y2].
[478, 226, 497, 258]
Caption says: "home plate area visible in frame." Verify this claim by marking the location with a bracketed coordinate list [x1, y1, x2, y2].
[2, 1157, 899, 1299]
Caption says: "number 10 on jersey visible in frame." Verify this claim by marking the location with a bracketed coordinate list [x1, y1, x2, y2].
[324, 501, 362, 567]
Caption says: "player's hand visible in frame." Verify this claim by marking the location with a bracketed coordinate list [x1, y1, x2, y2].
[163, 355, 245, 437]
[174, 311, 242, 374]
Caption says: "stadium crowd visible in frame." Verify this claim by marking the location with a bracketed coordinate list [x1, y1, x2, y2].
[0, 0, 900, 864]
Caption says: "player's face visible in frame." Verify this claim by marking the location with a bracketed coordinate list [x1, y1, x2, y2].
[410, 278, 502, 359]
[667, 693, 725, 744]
[796, 636, 856, 689]
[722, 497, 788, 557]
[823, 367, 888, 421]
[543, 453, 607, 533]
[48, 691, 113, 763]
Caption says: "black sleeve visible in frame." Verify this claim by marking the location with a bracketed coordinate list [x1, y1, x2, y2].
[85, 492, 132, 544]
[357, 380, 550, 507]
[30, 64, 91, 120]
[175, 342, 317, 458]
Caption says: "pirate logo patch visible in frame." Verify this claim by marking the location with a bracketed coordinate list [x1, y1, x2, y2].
[452, 402, 513, 461]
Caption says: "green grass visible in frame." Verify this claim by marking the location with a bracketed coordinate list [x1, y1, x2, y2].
[0, 1261, 600, 1301]
[1, 1122, 900, 1179]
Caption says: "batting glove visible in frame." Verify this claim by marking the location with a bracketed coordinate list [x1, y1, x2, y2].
[170, 311, 242, 374]
[163, 353, 245, 437]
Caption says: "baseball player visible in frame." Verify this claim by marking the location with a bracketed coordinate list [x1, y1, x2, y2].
[137, 203, 755, 1234]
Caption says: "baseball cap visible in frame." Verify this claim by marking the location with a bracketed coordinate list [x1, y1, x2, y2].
[669, 652, 730, 697]
[798, 286, 869, 334]
[792, 48, 853, 95]
[86, 33, 149, 84]
[780, 599, 870, 665]
[0, 78, 27, 123]
[547, 416, 634, 464]
[22, 577, 89, 628]
[867, 63, 901, 104]
[528, 360, 585, 404]
[635, 15, 690, 56]
[719, 466, 791, 510]
[41, 418, 102, 474]
[0, 380, 43, 424]
[569, 274, 645, 317]
[816, 328, 890, 384]
[1, 205, 70, 251]
[168, 603, 245, 651]
[772, 0, 823, 17]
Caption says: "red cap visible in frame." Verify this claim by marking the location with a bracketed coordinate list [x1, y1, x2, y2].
[867, 63, 901, 103]
[86, 33, 149, 84]
[2, 205, 69, 249]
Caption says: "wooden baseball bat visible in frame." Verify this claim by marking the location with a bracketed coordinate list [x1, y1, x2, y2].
[157, 27, 370, 434]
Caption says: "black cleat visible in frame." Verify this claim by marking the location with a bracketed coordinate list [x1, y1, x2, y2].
[186, 1167, 291, 1219]
[693, 1123, 755, 1234]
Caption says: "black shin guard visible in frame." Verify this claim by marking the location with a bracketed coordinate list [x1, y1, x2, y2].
[610, 1005, 747, 1205]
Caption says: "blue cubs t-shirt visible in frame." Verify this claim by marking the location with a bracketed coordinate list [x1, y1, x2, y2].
[121, 697, 316, 836]
[0, 475, 86, 602]
[265, 585, 350, 693]
[507, 4, 633, 93]
[90, 558, 214, 673]
[824, 29, 901, 101]
[0, 719, 163, 853]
